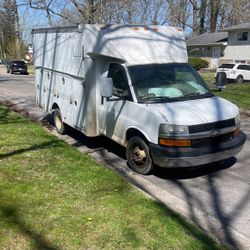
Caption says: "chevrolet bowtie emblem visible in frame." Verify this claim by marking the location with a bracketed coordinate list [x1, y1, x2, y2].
[210, 129, 221, 137]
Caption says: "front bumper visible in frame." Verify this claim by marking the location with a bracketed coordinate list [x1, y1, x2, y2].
[13, 67, 27, 73]
[149, 131, 246, 168]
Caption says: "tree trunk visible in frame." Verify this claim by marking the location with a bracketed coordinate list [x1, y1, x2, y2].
[199, 0, 207, 34]
[13, 0, 21, 58]
[87, 0, 96, 24]
[188, 0, 199, 36]
[191, 0, 199, 36]
[0, 31, 6, 59]
[210, 0, 220, 33]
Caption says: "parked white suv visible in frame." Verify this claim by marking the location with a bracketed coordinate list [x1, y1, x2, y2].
[216, 63, 250, 83]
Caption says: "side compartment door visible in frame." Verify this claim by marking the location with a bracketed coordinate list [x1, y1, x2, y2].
[73, 79, 85, 129]
[35, 68, 45, 108]
[99, 63, 132, 144]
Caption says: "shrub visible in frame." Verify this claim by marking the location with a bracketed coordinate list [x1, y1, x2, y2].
[188, 57, 209, 70]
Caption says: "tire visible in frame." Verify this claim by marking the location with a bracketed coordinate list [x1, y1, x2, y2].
[10, 69, 13, 74]
[126, 136, 154, 175]
[53, 109, 67, 134]
[235, 75, 243, 83]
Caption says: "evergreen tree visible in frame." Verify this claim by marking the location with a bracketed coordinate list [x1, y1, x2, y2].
[0, 0, 23, 59]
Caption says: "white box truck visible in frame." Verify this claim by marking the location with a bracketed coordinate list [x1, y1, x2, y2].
[32, 24, 246, 174]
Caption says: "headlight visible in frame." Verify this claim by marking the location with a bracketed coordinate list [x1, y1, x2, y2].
[159, 124, 189, 138]
[234, 113, 241, 126]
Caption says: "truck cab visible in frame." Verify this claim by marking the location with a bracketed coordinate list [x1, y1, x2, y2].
[99, 61, 246, 174]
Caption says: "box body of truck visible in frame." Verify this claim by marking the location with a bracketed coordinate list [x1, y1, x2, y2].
[32, 24, 246, 174]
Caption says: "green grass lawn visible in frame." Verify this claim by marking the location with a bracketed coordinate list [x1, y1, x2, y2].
[0, 105, 224, 249]
[199, 71, 250, 110]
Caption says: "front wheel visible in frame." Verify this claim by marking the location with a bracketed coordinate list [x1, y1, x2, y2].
[126, 136, 154, 175]
[53, 109, 67, 134]
[235, 75, 243, 83]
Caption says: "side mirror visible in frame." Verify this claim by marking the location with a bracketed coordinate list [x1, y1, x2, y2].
[101, 77, 113, 98]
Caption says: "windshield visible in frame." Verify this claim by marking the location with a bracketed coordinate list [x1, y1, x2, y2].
[12, 61, 26, 66]
[128, 63, 212, 103]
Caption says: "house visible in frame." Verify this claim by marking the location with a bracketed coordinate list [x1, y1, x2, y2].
[219, 22, 250, 65]
[186, 32, 228, 68]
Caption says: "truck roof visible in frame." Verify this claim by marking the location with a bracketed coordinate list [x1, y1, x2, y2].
[32, 24, 188, 66]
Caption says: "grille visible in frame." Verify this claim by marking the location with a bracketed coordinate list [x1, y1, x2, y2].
[188, 118, 235, 134]
[192, 132, 234, 148]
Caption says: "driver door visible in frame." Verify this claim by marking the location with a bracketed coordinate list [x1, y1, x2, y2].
[99, 63, 132, 143]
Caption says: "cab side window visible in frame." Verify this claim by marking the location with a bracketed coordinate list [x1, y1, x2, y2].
[108, 63, 130, 99]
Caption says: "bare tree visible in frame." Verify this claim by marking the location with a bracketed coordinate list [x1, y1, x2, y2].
[189, 0, 198, 36]
[210, 0, 220, 32]
[27, 0, 76, 25]
[220, 0, 250, 27]
[199, 0, 207, 34]
[13, 0, 21, 58]
[167, 0, 191, 29]
[15, 0, 250, 43]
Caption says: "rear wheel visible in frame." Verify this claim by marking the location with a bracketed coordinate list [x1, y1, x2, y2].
[235, 75, 243, 83]
[53, 109, 67, 134]
[126, 136, 154, 175]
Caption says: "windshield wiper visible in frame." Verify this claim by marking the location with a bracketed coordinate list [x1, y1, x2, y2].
[184, 92, 213, 97]
[139, 92, 213, 103]
[140, 96, 176, 103]
[184, 92, 200, 97]
[184, 92, 213, 98]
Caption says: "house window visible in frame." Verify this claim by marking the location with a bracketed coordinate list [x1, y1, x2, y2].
[237, 32, 248, 41]
[235, 60, 246, 63]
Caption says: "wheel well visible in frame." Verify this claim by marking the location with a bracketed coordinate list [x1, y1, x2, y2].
[126, 128, 148, 145]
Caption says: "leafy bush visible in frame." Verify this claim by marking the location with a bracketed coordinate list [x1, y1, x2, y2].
[188, 57, 209, 70]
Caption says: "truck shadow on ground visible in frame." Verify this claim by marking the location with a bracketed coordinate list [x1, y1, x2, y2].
[153, 157, 236, 180]
[44, 114, 249, 249]
[152, 156, 250, 249]
[45, 114, 127, 160]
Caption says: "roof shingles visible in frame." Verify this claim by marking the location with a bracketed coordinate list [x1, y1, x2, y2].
[186, 32, 228, 46]
[221, 22, 250, 32]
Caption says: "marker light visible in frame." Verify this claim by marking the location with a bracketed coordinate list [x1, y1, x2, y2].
[159, 139, 191, 147]
[233, 128, 240, 137]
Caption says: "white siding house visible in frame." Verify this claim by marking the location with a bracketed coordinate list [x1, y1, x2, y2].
[186, 32, 228, 68]
[219, 22, 250, 65]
